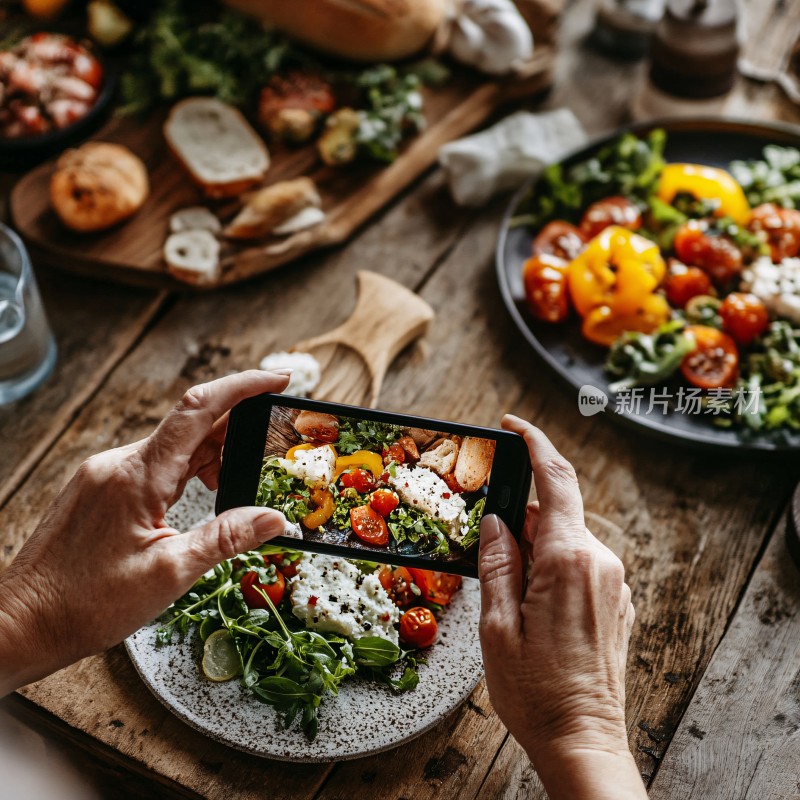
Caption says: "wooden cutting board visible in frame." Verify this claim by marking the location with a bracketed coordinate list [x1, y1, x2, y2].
[10, 51, 554, 291]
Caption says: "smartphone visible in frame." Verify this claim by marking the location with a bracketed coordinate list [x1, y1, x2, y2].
[217, 394, 532, 578]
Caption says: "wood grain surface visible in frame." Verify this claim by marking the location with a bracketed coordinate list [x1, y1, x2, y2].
[11, 56, 554, 291]
[2, 0, 800, 797]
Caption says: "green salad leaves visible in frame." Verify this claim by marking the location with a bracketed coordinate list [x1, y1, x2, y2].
[336, 418, 401, 454]
[730, 145, 800, 209]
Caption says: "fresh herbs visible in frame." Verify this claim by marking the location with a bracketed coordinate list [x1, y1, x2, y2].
[730, 145, 800, 209]
[156, 548, 419, 740]
[120, 0, 295, 114]
[256, 459, 311, 523]
[512, 129, 667, 229]
[605, 320, 695, 393]
[387, 505, 450, 557]
[336, 418, 401, 455]
[459, 497, 486, 552]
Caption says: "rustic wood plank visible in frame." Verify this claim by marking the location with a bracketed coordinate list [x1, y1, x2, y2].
[0, 268, 165, 514]
[647, 522, 800, 800]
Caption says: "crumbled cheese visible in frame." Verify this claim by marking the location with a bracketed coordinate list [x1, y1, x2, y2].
[741, 256, 800, 323]
[388, 464, 468, 543]
[277, 445, 334, 487]
[259, 351, 321, 397]
[290, 554, 400, 644]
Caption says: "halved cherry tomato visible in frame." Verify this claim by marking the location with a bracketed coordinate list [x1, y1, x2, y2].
[370, 488, 399, 517]
[719, 292, 769, 346]
[241, 568, 285, 609]
[399, 607, 438, 648]
[580, 196, 642, 239]
[341, 468, 375, 494]
[681, 325, 739, 389]
[350, 504, 389, 546]
[664, 261, 713, 308]
[673, 221, 743, 285]
[378, 566, 416, 607]
[268, 552, 298, 578]
[748, 203, 800, 262]
[383, 442, 405, 465]
[523, 254, 570, 323]
[532, 221, 587, 261]
[407, 568, 462, 606]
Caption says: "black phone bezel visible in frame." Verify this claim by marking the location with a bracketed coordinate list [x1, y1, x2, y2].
[216, 394, 532, 578]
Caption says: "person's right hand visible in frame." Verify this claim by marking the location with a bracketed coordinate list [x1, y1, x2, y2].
[478, 415, 645, 800]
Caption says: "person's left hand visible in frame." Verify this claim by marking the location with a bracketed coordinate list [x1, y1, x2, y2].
[0, 370, 291, 695]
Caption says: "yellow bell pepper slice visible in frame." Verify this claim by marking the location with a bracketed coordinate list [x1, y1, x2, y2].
[582, 293, 671, 347]
[334, 450, 384, 481]
[657, 163, 751, 226]
[567, 226, 665, 317]
[303, 487, 335, 529]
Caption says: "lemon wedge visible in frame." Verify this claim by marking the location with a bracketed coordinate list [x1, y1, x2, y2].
[202, 630, 241, 682]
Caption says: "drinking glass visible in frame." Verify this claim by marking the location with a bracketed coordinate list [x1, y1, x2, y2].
[0, 223, 57, 404]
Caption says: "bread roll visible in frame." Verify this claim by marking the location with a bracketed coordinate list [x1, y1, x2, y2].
[222, 0, 448, 62]
[454, 436, 495, 492]
[224, 177, 321, 239]
[419, 437, 459, 477]
[50, 142, 148, 232]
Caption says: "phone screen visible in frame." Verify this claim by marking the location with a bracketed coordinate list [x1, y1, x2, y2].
[255, 402, 499, 571]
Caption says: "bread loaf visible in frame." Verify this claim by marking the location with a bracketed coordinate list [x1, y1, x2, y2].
[454, 436, 495, 492]
[222, 0, 448, 62]
[50, 142, 148, 232]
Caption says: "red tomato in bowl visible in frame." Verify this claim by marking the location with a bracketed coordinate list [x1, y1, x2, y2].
[407, 569, 462, 605]
[350, 504, 389, 546]
[378, 566, 416, 607]
[580, 196, 642, 239]
[400, 607, 438, 648]
[341, 468, 375, 493]
[532, 221, 586, 261]
[748, 203, 800, 261]
[664, 261, 713, 308]
[523, 254, 570, 323]
[240, 568, 285, 609]
[681, 325, 739, 389]
[719, 292, 769, 346]
[673, 221, 743, 285]
[370, 489, 399, 517]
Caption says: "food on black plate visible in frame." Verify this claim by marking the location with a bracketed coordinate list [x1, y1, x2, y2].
[0, 33, 103, 139]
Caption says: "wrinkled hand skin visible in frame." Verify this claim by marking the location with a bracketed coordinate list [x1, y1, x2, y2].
[479, 415, 646, 800]
[0, 371, 291, 697]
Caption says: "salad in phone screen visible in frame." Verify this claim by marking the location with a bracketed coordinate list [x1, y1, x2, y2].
[256, 405, 497, 569]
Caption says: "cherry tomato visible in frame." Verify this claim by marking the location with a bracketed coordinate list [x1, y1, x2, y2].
[240, 568, 285, 609]
[580, 196, 642, 240]
[673, 221, 743, 285]
[399, 607, 438, 648]
[443, 473, 464, 494]
[268, 552, 298, 578]
[664, 260, 713, 308]
[681, 325, 739, 389]
[72, 52, 103, 91]
[522, 254, 570, 323]
[719, 292, 769, 346]
[407, 569, 462, 606]
[532, 221, 587, 261]
[383, 442, 405, 465]
[340, 468, 375, 494]
[370, 488, 399, 517]
[748, 203, 800, 262]
[378, 566, 417, 607]
[350, 504, 389, 546]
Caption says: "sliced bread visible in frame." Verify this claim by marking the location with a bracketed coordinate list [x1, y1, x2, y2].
[164, 229, 221, 286]
[164, 98, 270, 199]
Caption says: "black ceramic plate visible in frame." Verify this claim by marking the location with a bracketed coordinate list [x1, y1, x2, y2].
[0, 37, 116, 170]
[497, 118, 800, 455]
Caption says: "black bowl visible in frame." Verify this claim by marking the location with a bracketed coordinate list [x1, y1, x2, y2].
[496, 117, 800, 456]
[0, 36, 117, 170]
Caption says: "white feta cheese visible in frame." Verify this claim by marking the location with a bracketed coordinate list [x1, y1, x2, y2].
[741, 256, 800, 324]
[290, 554, 400, 644]
[388, 464, 469, 543]
[259, 350, 321, 397]
[277, 445, 335, 487]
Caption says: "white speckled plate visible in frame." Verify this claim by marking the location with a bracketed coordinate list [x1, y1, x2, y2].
[125, 479, 483, 762]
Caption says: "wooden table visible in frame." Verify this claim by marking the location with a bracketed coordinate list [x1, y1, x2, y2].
[2, 1, 800, 798]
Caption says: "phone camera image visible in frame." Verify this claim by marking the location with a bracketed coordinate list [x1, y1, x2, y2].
[256, 405, 497, 568]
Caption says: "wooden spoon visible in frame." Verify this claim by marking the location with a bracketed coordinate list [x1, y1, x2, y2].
[292, 271, 434, 407]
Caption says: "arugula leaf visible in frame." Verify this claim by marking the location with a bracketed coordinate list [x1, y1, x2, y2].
[459, 497, 486, 552]
[352, 636, 402, 667]
[255, 459, 311, 522]
[336, 418, 401, 454]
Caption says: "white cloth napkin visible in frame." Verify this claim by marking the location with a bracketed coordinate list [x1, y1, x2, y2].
[438, 109, 588, 207]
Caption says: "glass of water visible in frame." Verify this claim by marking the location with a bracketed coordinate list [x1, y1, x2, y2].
[0, 223, 57, 405]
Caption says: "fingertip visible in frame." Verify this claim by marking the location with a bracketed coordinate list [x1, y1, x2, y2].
[250, 507, 288, 542]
